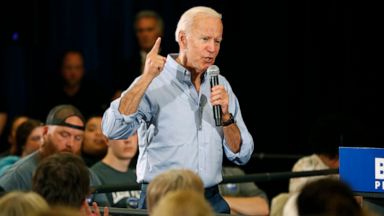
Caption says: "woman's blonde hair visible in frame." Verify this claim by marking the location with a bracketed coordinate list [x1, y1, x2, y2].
[152, 189, 215, 216]
[146, 168, 204, 213]
[0, 191, 50, 216]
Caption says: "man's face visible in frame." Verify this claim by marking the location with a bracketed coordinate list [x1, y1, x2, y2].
[61, 52, 84, 87]
[182, 16, 223, 74]
[136, 17, 162, 53]
[109, 133, 138, 160]
[42, 116, 84, 156]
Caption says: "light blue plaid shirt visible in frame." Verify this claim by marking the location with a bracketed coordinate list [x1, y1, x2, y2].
[102, 54, 254, 187]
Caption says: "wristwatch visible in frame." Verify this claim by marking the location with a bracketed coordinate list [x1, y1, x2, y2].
[222, 113, 235, 126]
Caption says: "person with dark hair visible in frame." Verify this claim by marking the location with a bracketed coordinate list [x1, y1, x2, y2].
[270, 114, 343, 215]
[32, 152, 90, 209]
[102, 6, 254, 213]
[32, 152, 91, 209]
[30, 50, 110, 121]
[91, 133, 140, 208]
[82, 115, 108, 167]
[113, 10, 165, 99]
[0, 115, 29, 157]
[15, 119, 43, 157]
[296, 178, 370, 216]
[0, 104, 108, 206]
[0, 118, 43, 175]
[32, 152, 109, 216]
[289, 114, 342, 193]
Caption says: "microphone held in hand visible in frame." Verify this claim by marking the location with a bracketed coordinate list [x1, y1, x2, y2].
[207, 65, 222, 126]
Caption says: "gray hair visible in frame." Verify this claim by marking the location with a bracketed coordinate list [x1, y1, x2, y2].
[134, 10, 164, 33]
[175, 6, 222, 42]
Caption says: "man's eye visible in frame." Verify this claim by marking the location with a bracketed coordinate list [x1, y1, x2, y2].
[60, 132, 69, 137]
[75, 136, 83, 142]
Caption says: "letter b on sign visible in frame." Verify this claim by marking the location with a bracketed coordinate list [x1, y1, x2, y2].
[375, 158, 384, 179]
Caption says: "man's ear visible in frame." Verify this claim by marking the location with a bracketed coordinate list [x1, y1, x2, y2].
[179, 31, 187, 49]
[42, 125, 49, 135]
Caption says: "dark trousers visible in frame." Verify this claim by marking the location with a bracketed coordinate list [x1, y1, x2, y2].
[139, 183, 230, 214]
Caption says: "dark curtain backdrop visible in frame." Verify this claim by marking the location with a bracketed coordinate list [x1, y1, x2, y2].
[1, 1, 382, 158]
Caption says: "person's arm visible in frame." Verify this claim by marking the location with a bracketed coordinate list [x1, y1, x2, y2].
[102, 38, 166, 139]
[222, 112, 241, 153]
[211, 85, 241, 153]
[221, 167, 269, 216]
[224, 196, 269, 216]
[118, 37, 166, 115]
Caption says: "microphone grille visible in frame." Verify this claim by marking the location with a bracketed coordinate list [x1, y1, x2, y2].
[207, 65, 220, 76]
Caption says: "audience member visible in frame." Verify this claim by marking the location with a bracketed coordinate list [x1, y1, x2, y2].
[270, 114, 343, 216]
[102, 6, 254, 213]
[220, 166, 269, 216]
[91, 133, 140, 208]
[82, 115, 108, 167]
[289, 114, 342, 193]
[32, 152, 109, 216]
[0, 115, 28, 157]
[293, 178, 373, 216]
[0, 104, 108, 206]
[32, 204, 109, 216]
[146, 168, 204, 214]
[31, 50, 110, 121]
[32, 206, 83, 216]
[32, 152, 90, 209]
[16, 119, 44, 157]
[151, 189, 215, 216]
[0, 118, 43, 175]
[113, 10, 164, 99]
[0, 191, 50, 216]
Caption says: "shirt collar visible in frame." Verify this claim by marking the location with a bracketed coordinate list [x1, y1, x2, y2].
[166, 54, 191, 85]
[165, 54, 208, 85]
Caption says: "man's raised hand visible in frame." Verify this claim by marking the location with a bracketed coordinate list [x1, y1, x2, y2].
[144, 37, 167, 77]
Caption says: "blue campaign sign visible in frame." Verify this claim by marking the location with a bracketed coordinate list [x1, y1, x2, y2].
[339, 147, 384, 193]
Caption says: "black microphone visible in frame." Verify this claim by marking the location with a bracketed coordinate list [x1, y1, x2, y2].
[207, 65, 222, 126]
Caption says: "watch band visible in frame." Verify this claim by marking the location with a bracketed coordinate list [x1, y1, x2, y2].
[222, 113, 235, 126]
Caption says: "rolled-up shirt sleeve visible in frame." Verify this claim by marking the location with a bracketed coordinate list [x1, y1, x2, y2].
[223, 111, 254, 165]
[102, 94, 150, 140]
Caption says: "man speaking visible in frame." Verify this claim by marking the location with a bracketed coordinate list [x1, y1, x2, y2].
[102, 6, 254, 213]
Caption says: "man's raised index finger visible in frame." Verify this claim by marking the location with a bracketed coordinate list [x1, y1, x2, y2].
[150, 37, 161, 54]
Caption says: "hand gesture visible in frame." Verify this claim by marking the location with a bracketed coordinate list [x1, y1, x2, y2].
[143, 37, 167, 77]
[81, 201, 109, 216]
